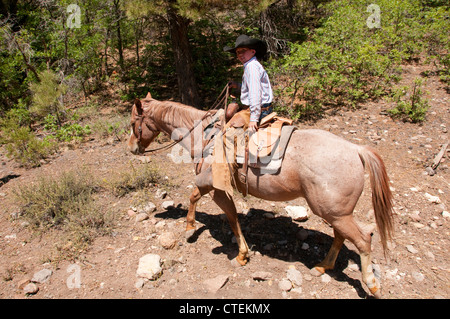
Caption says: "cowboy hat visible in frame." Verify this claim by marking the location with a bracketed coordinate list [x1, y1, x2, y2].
[224, 35, 267, 60]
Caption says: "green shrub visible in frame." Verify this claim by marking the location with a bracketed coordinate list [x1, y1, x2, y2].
[29, 70, 68, 123]
[388, 78, 430, 123]
[2, 126, 57, 168]
[269, 0, 449, 120]
[89, 115, 129, 140]
[44, 114, 91, 142]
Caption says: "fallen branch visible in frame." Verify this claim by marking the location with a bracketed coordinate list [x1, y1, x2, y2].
[431, 142, 448, 170]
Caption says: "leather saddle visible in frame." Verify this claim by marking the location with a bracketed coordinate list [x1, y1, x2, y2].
[249, 112, 293, 159]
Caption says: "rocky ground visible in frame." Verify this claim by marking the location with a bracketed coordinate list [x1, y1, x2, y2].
[0, 63, 448, 300]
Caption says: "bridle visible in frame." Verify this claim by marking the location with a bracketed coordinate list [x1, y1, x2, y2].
[133, 85, 230, 155]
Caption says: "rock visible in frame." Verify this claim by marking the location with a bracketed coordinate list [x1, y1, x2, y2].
[127, 209, 136, 217]
[141, 202, 157, 214]
[161, 201, 174, 210]
[321, 273, 332, 283]
[159, 231, 177, 249]
[23, 283, 39, 295]
[413, 222, 425, 229]
[425, 167, 435, 176]
[252, 271, 273, 281]
[136, 254, 162, 280]
[31, 269, 52, 284]
[385, 268, 398, 280]
[424, 193, 441, 204]
[412, 271, 425, 282]
[409, 211, 421, 222]
[442, 211, 450, 219]
[204, 275, 229, 293]
[406, 245, 418, 254]
[263, 212, 275, 219]
[156, 189, 168, 199]
[347, 262, 359, 272]
[135, 278, 146, 289]
[135, 213, 149, 222]
[285, 206, 309, 222]
[278, 279, 292, 291]
[291, 287, 303, 294]
[296, 228, 309, 241]
[17, 278, 31, 290]
[425, 251, 435, 260]
[287, 267, 303, 287]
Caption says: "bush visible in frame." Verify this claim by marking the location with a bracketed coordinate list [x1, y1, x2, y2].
[2, 126, 57, 168]
[388, 78, 430, 123]
[106, 163, 163, 198]
[269, 0, 449, 119]
[13, 169, 113, 260]
[0, 101, 57, 167]
[44, 114, 91, 142]
[30, 70, 68, 122]
[89, 115, 129, 141]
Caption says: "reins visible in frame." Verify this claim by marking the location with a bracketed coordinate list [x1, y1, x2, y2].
[139, 85, 230, 154]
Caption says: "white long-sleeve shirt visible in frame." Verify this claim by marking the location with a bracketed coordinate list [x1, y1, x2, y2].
[240, 57, 273, 122]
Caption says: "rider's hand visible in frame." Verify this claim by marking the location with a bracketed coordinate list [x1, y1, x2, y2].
[248, 121, 258, 133]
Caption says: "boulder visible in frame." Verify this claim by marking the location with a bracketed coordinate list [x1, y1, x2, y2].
[136, 254, 162, 280]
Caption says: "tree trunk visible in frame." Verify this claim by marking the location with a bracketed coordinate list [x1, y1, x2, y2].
[113, 0, 124, 71]
[167, 6, 201, 108]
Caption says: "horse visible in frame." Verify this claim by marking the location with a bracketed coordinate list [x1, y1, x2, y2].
[127, 92, 394, 298]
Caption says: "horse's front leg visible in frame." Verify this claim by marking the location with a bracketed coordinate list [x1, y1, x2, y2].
[186, 186, 201, 239]
[186, 165, 213, 240]
[212, 189, 249, 266]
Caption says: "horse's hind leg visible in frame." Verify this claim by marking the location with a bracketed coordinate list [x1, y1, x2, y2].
[312, 229, 344, 275]
[211, 189, 249, 266]
[318, 215, 381, 298]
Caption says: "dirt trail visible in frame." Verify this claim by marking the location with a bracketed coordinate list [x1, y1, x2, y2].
[0, 64, 448, 299]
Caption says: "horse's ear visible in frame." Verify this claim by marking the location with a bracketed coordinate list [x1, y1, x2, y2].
[134, 98, 143, 114]
[146, 92, 152, 99]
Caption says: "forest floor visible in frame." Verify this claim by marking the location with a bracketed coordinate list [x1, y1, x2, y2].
[0, 62, 448, 300]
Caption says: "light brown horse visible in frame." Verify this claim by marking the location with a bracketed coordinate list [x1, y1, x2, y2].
[127, 93, 394, 298]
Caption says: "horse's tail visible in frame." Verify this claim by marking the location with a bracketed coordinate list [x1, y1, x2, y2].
[358, 146, 394, 255]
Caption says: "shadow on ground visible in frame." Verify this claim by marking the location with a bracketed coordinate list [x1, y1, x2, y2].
[156, 206, 370, 298]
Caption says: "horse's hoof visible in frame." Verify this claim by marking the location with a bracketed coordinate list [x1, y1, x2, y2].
[369, 286, 382, 299]
[231, 256, 247, 267]
[310, 266, 325, 277]
[185, 229, 195, 240]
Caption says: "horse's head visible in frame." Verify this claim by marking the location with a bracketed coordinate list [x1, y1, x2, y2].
[127, 93, 160, 155]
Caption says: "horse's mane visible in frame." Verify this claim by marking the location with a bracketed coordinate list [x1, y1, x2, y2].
[142, 97, 216, 129]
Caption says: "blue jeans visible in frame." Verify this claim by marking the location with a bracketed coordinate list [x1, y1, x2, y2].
[259, 103, 273, 121]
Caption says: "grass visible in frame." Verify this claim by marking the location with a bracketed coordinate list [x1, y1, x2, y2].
[13, 169, 114, 261]
[105, 162, 163, 198]
[12, 162, 169, 261]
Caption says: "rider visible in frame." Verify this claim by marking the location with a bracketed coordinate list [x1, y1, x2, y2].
[224, 35, 273, 132]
